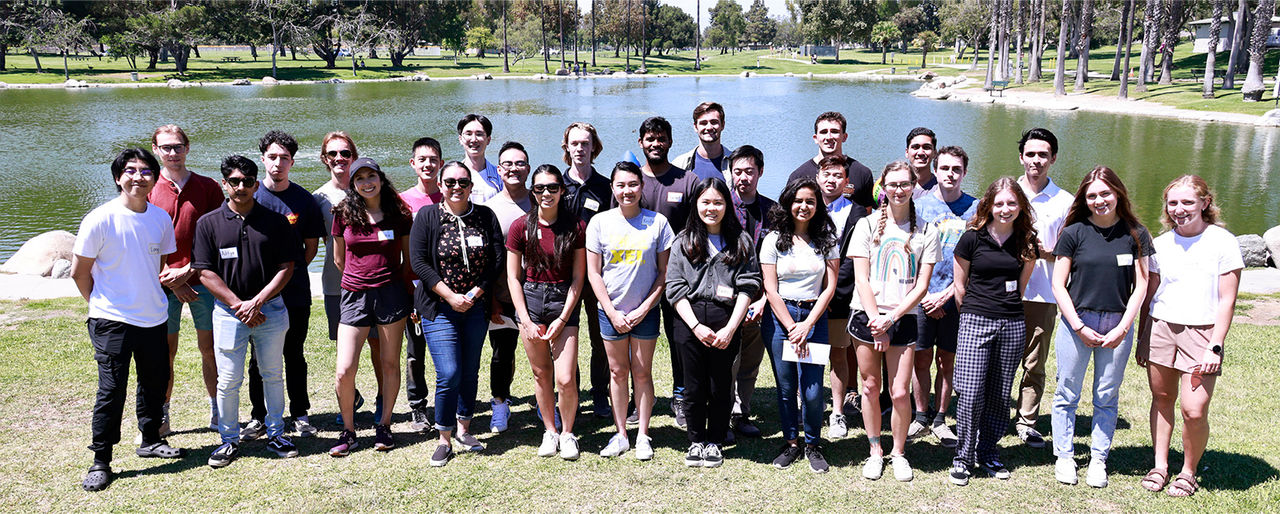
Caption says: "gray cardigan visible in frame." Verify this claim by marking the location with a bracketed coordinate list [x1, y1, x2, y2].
[665, 233, 762, 306]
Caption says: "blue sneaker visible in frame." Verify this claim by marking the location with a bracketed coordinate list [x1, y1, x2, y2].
[372, 394, 384, 424]
[335, 389, 365, 426]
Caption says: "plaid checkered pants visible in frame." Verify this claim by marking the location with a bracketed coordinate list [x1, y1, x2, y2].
[953, 312, 1026, 467]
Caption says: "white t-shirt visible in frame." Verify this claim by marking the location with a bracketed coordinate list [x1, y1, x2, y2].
[1019, 177, 1074, 303]
[846, 211, 941, 314]
[73, 200, 177, 327]
[827, 196, 853, 237]
[312, 181, 346, 297]
[1149, 225, 1244, 326]
[759, 231, 840, 301]
[586, 208, 674, 314]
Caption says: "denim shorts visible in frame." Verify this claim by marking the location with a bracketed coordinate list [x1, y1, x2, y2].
[339, 281, 411, 327]
[518, 281, 581, 327]
[597, 306, 660, 342]
[848, 311, 918, 347]
[166, 283, 214, 334]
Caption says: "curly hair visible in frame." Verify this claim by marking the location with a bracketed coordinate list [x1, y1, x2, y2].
[968, 177, 1040, 262]
[334, 162, 411, 232]
[767, 177, 837, 255]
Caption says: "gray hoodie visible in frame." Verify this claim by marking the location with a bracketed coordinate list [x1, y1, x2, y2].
[665, 232, 762, 305]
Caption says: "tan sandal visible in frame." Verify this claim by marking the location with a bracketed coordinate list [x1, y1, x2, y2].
[1140, 468, 1169, 492]
[1167, 472, 1199, 497]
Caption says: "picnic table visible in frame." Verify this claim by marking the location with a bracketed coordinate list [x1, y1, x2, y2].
[221, 56, 241, 63]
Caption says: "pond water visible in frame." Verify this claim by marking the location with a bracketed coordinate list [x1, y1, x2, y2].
[1, 76, 1276, 266]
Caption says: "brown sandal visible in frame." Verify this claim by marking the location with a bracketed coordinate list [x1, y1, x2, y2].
[1167, 472, 1199, 497]
[1140, 468, 1169, 492]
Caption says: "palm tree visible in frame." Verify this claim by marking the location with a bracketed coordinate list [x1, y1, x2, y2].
[915, 30, 939, 68]
[1053, 0, 1071, 96]
[1074, 0, 1094, 92]
[1119, 0, 1137, 99]
[1241, 0, 1278, 101]
[871, 21, 901, 64]
[1203, 0, 1224, 99]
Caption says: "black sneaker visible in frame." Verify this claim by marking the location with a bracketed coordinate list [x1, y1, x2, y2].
[772, 444, 803, 469]
[410, 407, 430, 433]
[702, 443, 724, 468]
[732, 414, 762, 437]
[805, 444, 829, 474]
[208, 442, 239, 468]
[593, 402, 612, 419]
[329, 429, 358, 457]
[374, 424, 395, 451]
[724, 429, 736, 446]
[979, 458, 1011, 480]
[949, 464, 971, 486]
[267, 435, 299, 458]
[673, 398, 687, 429]
[684, 442, 704, 467]
[429, 442, 453, 467]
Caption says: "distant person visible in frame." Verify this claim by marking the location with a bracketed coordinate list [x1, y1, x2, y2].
[400, 136, 444, 433]
[193, 155, 301, 468]
[147, 124, 223, 436]
[787, 111, 874, 210]
[1049, 167, 1152, 488]
[1137, 175, 1241, 498]
[73, 148, 183, 492]
[240, 130, 324, 441]
[672, 101, 734, 182]
[457, 114, 503, 203]
[1013, 127, 1074, 449]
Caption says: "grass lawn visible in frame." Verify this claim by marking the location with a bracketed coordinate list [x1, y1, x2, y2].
[1, 296, 1277, 511]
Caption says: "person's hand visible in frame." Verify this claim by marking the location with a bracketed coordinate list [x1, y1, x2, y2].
[608, 310, 634, 333]
[920, 292, 945, 315]
[520, 320, 546, 344]
[926, 307, 946, 319]
[787, 320, 812, 345]
[545, 318, 566, 343]
[1100, 327, 1128, 349]
[173, 283, 199, 303]
[792, 339, 810, 359]
[1193, 348, 1222, 376]
[746, 300, 766, 323]
[712, 326, 736, 349]
[1134, 339, 1150, 368]
[490, 309, 504, 324]
[235, 297, 263, 324]
[694, 323, 717, 346]
[873, 333, 889, 353]
[868, 314, 894, 336]
[158, 266, 194, 288]
[1076, 326, 1104, 347]
[624, 308, 649, 328]
[446, 291, 475, 313]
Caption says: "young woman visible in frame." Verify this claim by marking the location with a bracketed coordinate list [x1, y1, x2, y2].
[1136, 175, 1241, 497]
[329, 158, 413, 456]
[1050, 166, 1153, 488]
[507, 165, 587, 460]
[409, 161, 505, 467]
[760, 177, 839, 474]
[586, 162, 673, 461]
[948, 177, 1038, 486]
[666, 177, 761, 468]
[847, 162, 940, 482]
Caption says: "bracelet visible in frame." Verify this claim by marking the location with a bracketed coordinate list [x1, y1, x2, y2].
[694, 323, 704, 331]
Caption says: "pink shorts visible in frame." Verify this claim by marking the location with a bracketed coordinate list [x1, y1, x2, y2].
[1148, 319, 1221, 376]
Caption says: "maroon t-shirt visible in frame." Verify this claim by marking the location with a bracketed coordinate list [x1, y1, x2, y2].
[333, 214, 411, 291]
[506, 216, 585, 283]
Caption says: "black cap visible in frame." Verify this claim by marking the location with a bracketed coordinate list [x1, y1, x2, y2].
[349, 157, 380, 175]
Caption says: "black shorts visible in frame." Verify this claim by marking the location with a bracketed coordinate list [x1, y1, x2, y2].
[339, 281, 411, 328]
[828, 295, 852, 320]
[518, 281, 580, 327]
[915, 300, 959, 353]
[848, 311, 918, 348]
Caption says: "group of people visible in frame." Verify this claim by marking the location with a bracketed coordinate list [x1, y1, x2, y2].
[72, 105, 1239, 499]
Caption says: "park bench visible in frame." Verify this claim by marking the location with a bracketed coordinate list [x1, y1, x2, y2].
[221, 56, 241, 63]
[69, 55, 90, 62]
[1190, 68, 1225, 83]
[985, 79, 1010, 96]
[908, 66, 921, 74]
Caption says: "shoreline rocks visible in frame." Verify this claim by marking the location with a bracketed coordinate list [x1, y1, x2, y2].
[1, 230, 76, 277]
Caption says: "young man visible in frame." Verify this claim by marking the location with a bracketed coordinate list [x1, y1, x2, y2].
[240, 131, 325, 440]
[908, 146, 978, 448]
[74, 148, 184, 492]
[560, 122, 614, 419]
[905, 127, 939, 197]
[482, 141, 534, 433]
[671, 101, 733, 182]
[815, 155, 863, 440]
[1014, 128, 1073, 448]
[147, 124, 224, 436]
[400, 136, 444, 432]
[725, 145, 776, 441]
[787, 111, 875, 210]
[457, 113, 503, 204]
[637, 116, 701, 428]
[194, 155, 302, 468]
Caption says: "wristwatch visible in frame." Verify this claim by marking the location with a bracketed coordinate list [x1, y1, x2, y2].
[1210, 344, 1222, 355]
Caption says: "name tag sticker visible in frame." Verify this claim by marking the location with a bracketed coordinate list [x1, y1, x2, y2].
[219, 247, 239, 259]
[1117, 254, 1134, 266]
[666, 191, 683, 203]
[1005, 280, 1018, 292]
[715, 285, 734, 300]
[583, 198, 600, 211]
[148, 243, 160, 255]
[378, 230, 395, 241]
[466, 235, 484, 247]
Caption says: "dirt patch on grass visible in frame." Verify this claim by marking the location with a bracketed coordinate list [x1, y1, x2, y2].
[0, 302, 79, 329]
[1234, 297, 1280, 326]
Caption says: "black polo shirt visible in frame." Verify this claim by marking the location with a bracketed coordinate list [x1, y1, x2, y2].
[564, 167, 612, 226]
[787, 155, 876, 209]
[254, 182, 325, 307]
[192, 202, 302, 302]
[954, 228, 1025, 319]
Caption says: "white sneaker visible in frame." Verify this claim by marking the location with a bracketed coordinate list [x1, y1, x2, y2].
[828, 412, 848, 439]
[537, 430, 559, 457]
[294, 417, 318, 438]
[907, 419, 929, 440]
[490, 398, 511, 433]
[635, 434, 653, 461]
[890, 453, 914, 482]
[1055, 457, 1078, 485]
[559, 432, 580, 460]
[862, 454, 885, 480]
[600, 433, 630, 457]
[1086, 458, 1108, 488]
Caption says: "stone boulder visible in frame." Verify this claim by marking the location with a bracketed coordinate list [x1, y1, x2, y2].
[634, 68, 647, 75]
[64, 79, 87, 88]
[1264, 226, 1280, 266]
[0, 81, 7, 89]
[917, 70, 938, 81]
[412, 73, 430, 81]
[554, 68, 570, 76]
[1259, 109, 1280, 127]
[784, 72, 794, 77]
[740, 71, 753, 78]
[1, 230, 76, 277]
[261, 76, 278, 85]
[231, 78, 251, 86]
[474, 73, 493, 80]
[1237, 234, 1269, 267]
[50, 259, 72, 279]
[611, 71, 628, 77]
[166, 78, 185, 88]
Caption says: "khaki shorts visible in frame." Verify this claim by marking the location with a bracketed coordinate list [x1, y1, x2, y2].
[1149, 319, 1221, 376]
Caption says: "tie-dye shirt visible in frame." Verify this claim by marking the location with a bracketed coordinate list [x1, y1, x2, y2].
[915, 192, 977, 294]
[846, 210, 941, 314]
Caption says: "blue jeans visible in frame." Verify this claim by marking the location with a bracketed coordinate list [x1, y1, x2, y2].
[422, 303, 488, 433]
[212, 296, 288, 444]
[764, 300, 829, 445]
[1051, 309, 1134, 461]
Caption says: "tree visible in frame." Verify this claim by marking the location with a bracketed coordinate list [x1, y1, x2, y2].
[0, 2, 31, 71]
[709, 0, 746, 54]
[1223, 0, 1247, 89]
[465, 26, 497, 58]
[871, 20, 901, 64]
[31, 6, 95, 80]
[336, 5, 387, 77]
[1053, 0, 1071, 96]
[1110, 0, 1134, 80]
[1136, 0, 1157, 91]
[1241, 0, 1278, 101]
[744, 0, 777, 45]
[1157, 0, 1185, 85]
[1074, 0, 1095, 91]
[914, 30, 939, 68]
[647, 4, 695, 55]
[893, 6, 925, 49]
[1203, 0, 1224, 98]
[1029, 0, 1046, 81]
[1119, 0, 1137, 98]
[773, 15, 803, 47]
[799, 0, 879, 63]
[939, 0, 989, 70]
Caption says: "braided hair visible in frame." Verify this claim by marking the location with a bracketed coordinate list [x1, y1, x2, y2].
[872, 161, 919, 256]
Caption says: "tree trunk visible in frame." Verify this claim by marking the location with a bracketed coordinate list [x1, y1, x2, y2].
[351, 45, 358, 76]
[1030, 0, 1046, 81]
[146, 48, 158, 70]
[881, 44, 887, 64]
[1158, 0, 1182, 85]
[625, 0, 631, 70]
[639, 0, 646, 69]
[62, 50, 69, 80]
[30, 46, 43, 73]
[0, 44, 6, 71]
[591, 0, 597, 67]
[998, 0, 1010, 80]
[984, 1, 998, 89]
[558, 0, 566, 70]
[1053, 0, 1071, 96]
[694, 0, 701, 70]
[1015, 0, 1026, 84]
[1137, 0, 1157, 91]
[272, 25, 279, 78]
[1204, 0, 1224, 98]
[249, 44, 258, 61]
[289, 46, 297, 60]
[1075, 0, 1094, 91]
[503, 1, 509, 73]
[1241, 0, 1277, 100]
[541, 6, 550, 73]
[1111, 0, 1133, 80]
[1223, 0, 1247, 89]
[192, 46, 200, 58]
[1120, 0, 1137, 98]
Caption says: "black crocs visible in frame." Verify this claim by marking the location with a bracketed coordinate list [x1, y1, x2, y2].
[82, 464, 112, 492]
[136, 440, 184, 458]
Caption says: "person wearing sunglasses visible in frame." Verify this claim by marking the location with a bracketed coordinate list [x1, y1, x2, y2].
[192, 155, 302, 468]
[410, 161, 506, 467]
[73, 148, 183, 491]
[507, 165, 587, 459]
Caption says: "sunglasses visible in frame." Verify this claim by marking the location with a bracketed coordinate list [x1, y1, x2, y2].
[531, 184, 562, 195]
[499, 160, 529, 169]
[225, 176, 258, 188]
[325, 149, 353, 158]
[442, 177, 472, 189]
[121, 168, 154, 178]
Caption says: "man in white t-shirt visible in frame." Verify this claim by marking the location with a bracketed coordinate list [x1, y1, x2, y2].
[72, 148, 183, 492]
[1013, 128, 1074, 448]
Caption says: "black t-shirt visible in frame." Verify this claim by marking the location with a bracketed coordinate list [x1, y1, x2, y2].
[564, 167, 613, 226]
[254, 183, 325, 307]
[1053, 219, 1155, 312]
[954, 229, 1026, 319]
[641, 164, 699, 232]
[192, 203, 302, 302]
[787, 155, 876, 209]
[833, 203, 870, 306]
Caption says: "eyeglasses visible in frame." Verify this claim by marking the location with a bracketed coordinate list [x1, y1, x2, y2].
[499, 160, 529, 169]
[325, 149, 353, 159]
[442, 177, 472, 189]
[157, 144, 186, 153]
[225, 176, 258, 188]
[884, 181, 914, 191]
[121, 168, 154, 178]
[531, 184, 562, 195]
